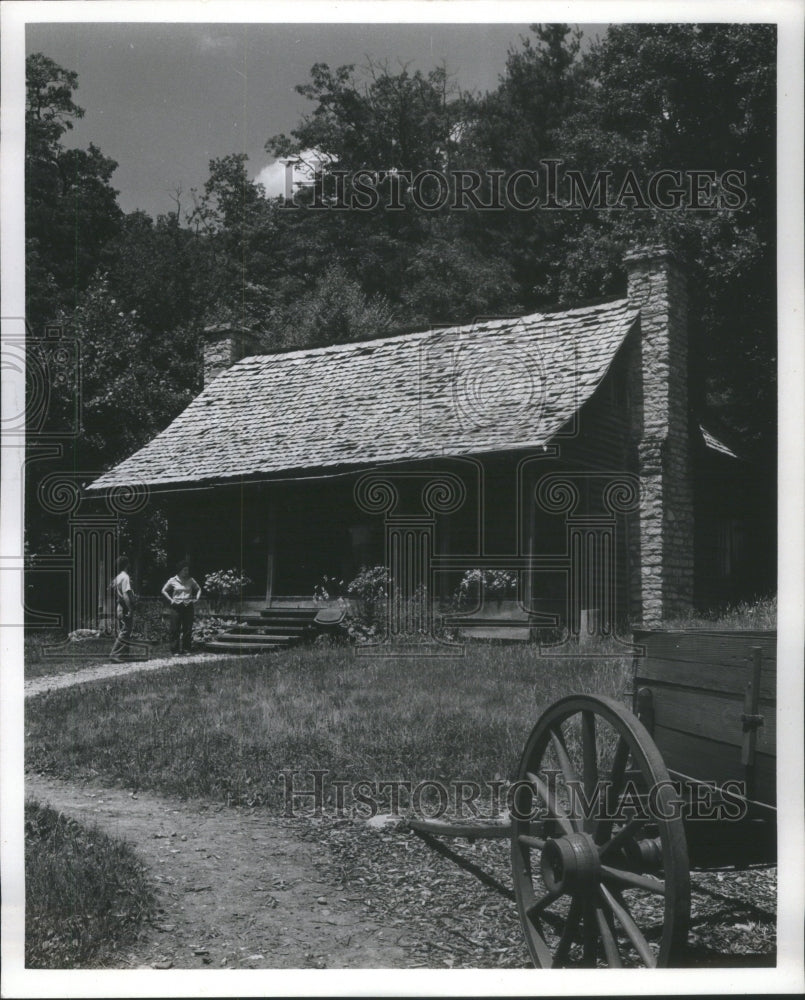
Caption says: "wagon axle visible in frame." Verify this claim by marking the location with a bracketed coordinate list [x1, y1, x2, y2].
[540, 833, 600, 894]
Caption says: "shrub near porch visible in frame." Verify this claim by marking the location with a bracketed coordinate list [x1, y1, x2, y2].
[25, 644, 631, 812]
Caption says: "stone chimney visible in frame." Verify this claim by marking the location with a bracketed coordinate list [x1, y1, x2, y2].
[203, 324, 263, 386]
[624, 245, 694, 625]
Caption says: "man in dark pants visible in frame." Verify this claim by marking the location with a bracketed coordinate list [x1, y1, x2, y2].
[161, 560, 202, 654]
[110, 555, 136, 662]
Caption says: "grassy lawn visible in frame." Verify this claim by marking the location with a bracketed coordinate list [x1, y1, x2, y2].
[24, 596, 775, 813]
[25, 643, 632, 814]
[25, 800, 157, 968]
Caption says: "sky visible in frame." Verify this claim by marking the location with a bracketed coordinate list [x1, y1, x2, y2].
[26, 21, 603, 218]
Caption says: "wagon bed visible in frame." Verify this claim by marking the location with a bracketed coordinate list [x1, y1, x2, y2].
[408, 626, 778, 968]
[632, 629, 776, 808]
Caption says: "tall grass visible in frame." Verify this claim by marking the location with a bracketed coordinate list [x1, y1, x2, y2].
[665, 594, 777, 630]
[25, 644, 632, 813]
[25, 800, 157, 968]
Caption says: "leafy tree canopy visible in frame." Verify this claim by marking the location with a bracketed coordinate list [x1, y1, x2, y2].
[25, 53, 122, 330]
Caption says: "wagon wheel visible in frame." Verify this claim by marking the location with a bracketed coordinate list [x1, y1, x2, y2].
[511, 694, 690, 968]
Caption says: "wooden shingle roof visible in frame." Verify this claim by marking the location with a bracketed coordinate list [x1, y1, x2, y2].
[88, 298, 639, 490]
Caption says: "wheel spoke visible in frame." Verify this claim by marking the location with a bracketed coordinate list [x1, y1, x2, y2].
[522, 898, 557, 969]
[517, 833, 546, 850]
[549, 726, 582, 831]
[526, 889, 561, 921]
[595, 734, 630, 844]
[582, 895, 598, 966]
[581, 710, 598, 834]
[553, 895, 582, 967]
[598, 816, 645, 861]
[600, 863, 665, 896]
[526, 771, 575, 836]
[599, 883, 657, 967]
[581, 710, 598, 792]
[595, 899, 622, 967]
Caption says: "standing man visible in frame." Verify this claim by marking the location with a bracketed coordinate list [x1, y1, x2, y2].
[110, 555, 136, 662]
[161, 560, 202, 655]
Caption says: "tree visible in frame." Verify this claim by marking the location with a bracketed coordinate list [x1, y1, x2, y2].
[273, 263, 399, 350]
[65, 275, 199, 467]
[399, 217, 518, 326]
[550, 24, 776, 452]
[264, 60, 523, 329]
[455, 25, 587, 308]
[25, 53, 122, 331]
[101, 210, 208, 336]
[25, 52, 84, 160]
[268, 60, 465, 174]
[187, 153, 282, 331]
[464, 24, 584, 167]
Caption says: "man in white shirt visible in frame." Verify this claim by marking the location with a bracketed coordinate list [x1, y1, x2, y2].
[110, 555, 136, 662]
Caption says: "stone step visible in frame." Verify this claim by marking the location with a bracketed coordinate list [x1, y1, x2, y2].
[260, 608, 319, 619]
[237, 618, 311, 632]
[204, 640, 285, 654]
[214, 631, 297, 645]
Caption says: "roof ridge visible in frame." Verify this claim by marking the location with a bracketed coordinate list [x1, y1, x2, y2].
[228, 297, 633, 369]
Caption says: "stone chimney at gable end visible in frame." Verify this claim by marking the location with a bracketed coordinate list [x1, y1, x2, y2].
[624, 245, 694, 626]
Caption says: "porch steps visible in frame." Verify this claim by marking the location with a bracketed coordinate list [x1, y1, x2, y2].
[203, 606, 319, 654]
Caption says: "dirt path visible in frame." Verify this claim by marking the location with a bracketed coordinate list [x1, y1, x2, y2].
[26, 654, 410, 969]
[25, 772, 408, 970]
[25, 651, 226, 698]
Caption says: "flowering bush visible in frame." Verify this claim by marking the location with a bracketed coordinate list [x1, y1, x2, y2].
[313, 574, 345, 602]
[130, 596, 168, 642]
[338, 567, 439, 645]
[327, 565, 386, 644]
[203, 568, 252, 598]
[346, 565, 389, 621]
[203, 568, 251, 613]
[454, 569, 518, 609]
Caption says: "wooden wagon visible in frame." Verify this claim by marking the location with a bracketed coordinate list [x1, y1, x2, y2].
[410, 628, 777, 968]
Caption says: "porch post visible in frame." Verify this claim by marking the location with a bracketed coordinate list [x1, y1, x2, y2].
[524, 466, 536, 611]
[437, 512, 451, 604]
[265, 501, 276, 605]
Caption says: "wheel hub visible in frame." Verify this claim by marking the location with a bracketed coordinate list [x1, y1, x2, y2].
[540, 833, 600, 894]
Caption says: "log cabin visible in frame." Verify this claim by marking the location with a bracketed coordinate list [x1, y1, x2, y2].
[87, 245, 764, 643]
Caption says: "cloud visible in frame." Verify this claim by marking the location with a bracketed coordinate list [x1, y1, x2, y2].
[254, 149, 334, 199]
[254, 159, 289, 199]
